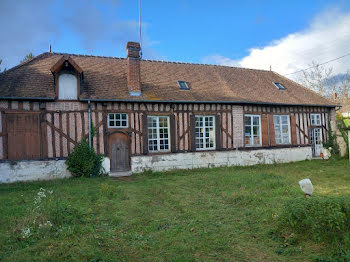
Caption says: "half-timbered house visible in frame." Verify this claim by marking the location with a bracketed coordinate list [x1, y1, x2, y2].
[0, 42, 338, 182]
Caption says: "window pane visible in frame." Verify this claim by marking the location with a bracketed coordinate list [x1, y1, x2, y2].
[274, 115, 280, 125]
[148, 116, 170, 151]
[245, 126, 251, 136]
[253, 116, 259, 125]
[108, 113, 128, 127]
[282, 116, 288, 125]
[245, 136, 250, 145]
[58, 74, 78, 100]
[253, 136, 260, 145]
[253, 126, 259, 136]
[274, 115, 290, 144]
[245, 115, 261, 146]
[195, 116, 215, 149]
[282, 125, 289, 133]
[244, 116, 251, 126]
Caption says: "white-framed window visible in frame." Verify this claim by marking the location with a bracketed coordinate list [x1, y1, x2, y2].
[58, 73, 78, 100]
[273, 115, 291, 144]
[195, 115, 215, 150]
[108, 113, 128, 128]
[244, 115, 261, 146]
[311, 113, 321, 126]
[148, 116, 170, 152]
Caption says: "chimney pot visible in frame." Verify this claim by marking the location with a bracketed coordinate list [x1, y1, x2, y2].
[126, 42, 141, 96]
[333, 92, 338, 100]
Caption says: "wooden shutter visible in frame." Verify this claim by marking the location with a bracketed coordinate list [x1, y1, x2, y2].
[215, 114, 222, 150]
[170, 114, 176, 153]
[7, 113, 41, 160]
[268, 114, 276, 146]
[261, 114, 269, 146]
[189, 114, 196, 151]
[142, 113, 148, 155]
[290, 115, 297, 145]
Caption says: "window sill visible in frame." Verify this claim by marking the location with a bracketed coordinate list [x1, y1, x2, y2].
[196, 148, 216, 151]
[147, 151, 171, 155]
[245, 144, 262, 147]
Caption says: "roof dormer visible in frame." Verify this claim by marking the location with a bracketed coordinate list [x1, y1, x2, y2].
[50, 56, 83, 100]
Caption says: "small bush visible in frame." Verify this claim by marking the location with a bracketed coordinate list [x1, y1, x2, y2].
[278, 196, 350, 244]
[65, 138, 104, 177]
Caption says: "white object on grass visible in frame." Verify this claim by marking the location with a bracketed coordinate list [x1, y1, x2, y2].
[299, 178, 313, 196]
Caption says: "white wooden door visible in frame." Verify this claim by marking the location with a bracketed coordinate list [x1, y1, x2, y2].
[310, 128, 322, 157]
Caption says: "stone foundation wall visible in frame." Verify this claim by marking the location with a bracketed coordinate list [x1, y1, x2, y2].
[1, 147, 312, 183]
[131, 146, 312, 173]
[0, 160, 71, 183]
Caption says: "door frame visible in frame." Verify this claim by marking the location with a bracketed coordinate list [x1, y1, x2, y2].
[310, 127, 322, 157]
[107, 131, 131, 172]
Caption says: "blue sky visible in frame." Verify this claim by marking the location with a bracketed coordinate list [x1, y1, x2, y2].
[1, 0, 350, 77]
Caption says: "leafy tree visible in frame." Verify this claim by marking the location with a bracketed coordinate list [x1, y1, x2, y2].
[21, 53, 34, 63]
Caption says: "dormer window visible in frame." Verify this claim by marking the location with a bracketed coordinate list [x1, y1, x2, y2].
[51, 55, 83, 101]
[273, 82, 286, 90]
[178, 80, 190, 90]
[58, 73, 78, 100]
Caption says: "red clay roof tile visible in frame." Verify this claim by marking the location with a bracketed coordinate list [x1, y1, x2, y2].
[0, 52, 336, 106]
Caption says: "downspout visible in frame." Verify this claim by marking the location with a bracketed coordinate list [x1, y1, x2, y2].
[267, 114, 271, 146]
[88, 100, 92, 148]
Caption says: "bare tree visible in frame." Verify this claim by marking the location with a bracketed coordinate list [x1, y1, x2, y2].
[339, 72, 350, 98]
[297, 61, 350, 98]
[297, 61, 333, 96]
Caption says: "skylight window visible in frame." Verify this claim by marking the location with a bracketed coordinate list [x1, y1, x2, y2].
[177, 80, 190, 90]
[273, 82, 286, 90]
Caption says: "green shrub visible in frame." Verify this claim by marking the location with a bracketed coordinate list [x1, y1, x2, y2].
[65, 138, 104, 177]
[323, 121, 340, 155]
[278, 196, 350, 244]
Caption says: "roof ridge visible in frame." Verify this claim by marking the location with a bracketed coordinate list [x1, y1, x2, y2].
[141, 59, 272, 72]
[2, 50, 272, 74]
[0, 52, 51, 75]
[52, 51, 271, 73]
[52, 52, 126, 60]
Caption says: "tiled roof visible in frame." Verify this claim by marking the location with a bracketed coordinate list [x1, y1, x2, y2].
[0, 52, 336, 106]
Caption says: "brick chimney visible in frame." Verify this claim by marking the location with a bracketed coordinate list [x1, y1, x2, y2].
[333, 92, 338, 100]
[126, 42, 141, 96]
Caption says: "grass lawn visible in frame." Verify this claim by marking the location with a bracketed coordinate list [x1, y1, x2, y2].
[0, 158, 349, 261]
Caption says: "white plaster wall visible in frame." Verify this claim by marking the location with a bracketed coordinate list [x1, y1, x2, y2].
[0, 157, 111, 183]
[131, 146, 313, 173]
[0, 160, 71, 183]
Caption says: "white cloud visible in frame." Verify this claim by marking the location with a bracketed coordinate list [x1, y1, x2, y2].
[202, 9, 350, 79]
